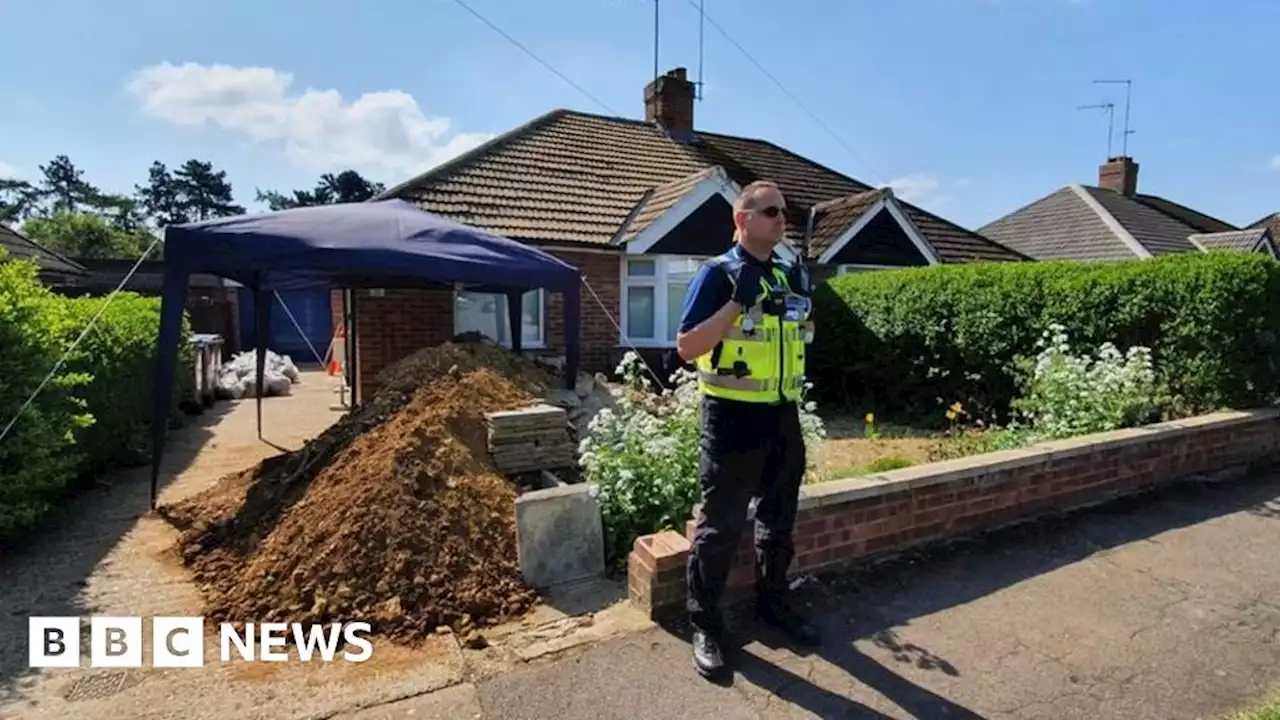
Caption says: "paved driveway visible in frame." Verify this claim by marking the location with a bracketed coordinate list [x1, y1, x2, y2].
[1, 370, 349, 717]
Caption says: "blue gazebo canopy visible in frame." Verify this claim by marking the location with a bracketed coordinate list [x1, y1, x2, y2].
[150, 199, 582, 507]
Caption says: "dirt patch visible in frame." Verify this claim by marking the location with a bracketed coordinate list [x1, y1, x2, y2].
[818, 436, 941, 476]
[159, 343, 558, 644]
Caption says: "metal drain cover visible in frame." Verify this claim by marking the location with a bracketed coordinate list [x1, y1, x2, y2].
[64, 670, 140, 702]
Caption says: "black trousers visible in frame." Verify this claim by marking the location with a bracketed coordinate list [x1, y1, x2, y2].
[686, 395, 806, 635]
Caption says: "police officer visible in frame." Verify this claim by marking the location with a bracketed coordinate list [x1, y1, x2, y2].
[675, 179, 819, 680]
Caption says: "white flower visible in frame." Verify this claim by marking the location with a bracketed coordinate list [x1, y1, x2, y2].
[1018, 324, 1157, 439]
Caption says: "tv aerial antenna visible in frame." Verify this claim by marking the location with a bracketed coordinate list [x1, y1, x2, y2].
[1093, 79, 1134, 156]
[1077, 101, 1116, 158]
[695, 0, 705, 100]
[652, 0, 659, 80]
[650, 0, 707, 100]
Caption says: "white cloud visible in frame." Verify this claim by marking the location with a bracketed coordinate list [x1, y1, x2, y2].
[1269, 155, 1280, 171]
[887, 172, 960, 212]
[888, 173, 939, 202]
[888, 172, 945, 202]
[124, 62, 494, 178]
[0, 161, 21, 179]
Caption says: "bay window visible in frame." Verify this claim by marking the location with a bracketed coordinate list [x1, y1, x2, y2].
[622, 255, 707, 346]
[454, 289, 544, 348]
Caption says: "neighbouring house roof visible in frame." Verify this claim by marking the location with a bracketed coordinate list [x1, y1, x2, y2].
[71, 258, 226, 295]
[1130, 194, 1238, 234]
[1249, 212, 1280, 236]
[0, 223, 87, 278]
[979, 184, 1262, 262]
[978, 186, 1138, 262]
[379, 109, 1024, 264]
[1189, 228, 1278, 257]
[1082, 185, 1201, 255]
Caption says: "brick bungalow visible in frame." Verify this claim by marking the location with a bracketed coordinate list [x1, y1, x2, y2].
[338, 68, 1025, 400]
[979, 155, 1279, 261]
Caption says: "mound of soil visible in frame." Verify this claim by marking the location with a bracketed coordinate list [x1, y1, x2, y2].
[160, 343, 558, 642]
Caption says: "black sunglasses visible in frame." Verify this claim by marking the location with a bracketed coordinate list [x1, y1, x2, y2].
[756, 205, 787, 218]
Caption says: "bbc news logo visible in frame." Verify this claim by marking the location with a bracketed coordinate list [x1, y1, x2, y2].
[29, 617, 374, 668]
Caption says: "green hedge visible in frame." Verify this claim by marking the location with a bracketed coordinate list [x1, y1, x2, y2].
[0, 250, 192, 541]
[809, 252, 1280, 422]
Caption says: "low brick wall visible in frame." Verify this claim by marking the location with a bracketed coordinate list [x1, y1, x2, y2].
[628, 409, 1280, 619]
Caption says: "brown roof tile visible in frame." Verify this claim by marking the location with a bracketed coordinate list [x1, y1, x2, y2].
[807, 189, 887, 256]
[903, 204, 1032, 264]
[380, 109, 1021, 263]
[620, 167, 722, 242]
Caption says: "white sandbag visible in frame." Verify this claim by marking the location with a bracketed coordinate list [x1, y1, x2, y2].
[266, 372, 293, 396]
[217, 349, 303, 391]
[228, 368, 294, 398]
[216, 373, 245, 400]
[280, 355, 301, 383]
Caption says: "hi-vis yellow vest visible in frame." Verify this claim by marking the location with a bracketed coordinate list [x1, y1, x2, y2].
[694, 253, 814, 404]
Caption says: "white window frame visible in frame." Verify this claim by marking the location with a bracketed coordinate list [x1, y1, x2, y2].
[452, 287, 546, 349]
[620, 255, 709, 348]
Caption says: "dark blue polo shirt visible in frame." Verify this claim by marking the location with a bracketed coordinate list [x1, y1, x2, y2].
[678, 244, 781, 334]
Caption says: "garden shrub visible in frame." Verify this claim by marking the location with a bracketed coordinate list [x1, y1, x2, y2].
[1011, 323, 1159, 439]
[933, 324, 1162, 459]
[579, 352, 827, 571]
[61, 293, 192, 474]
[811, 252, 1280, 422]
[0, 249, 192, 541]
[0, 256, 94, 539]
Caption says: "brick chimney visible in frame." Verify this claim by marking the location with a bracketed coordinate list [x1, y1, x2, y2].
[1098, 156, 1139, 197]
[644, 68, 695, 139]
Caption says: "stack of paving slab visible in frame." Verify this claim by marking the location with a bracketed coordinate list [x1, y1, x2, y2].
[486, 403, 576, 474]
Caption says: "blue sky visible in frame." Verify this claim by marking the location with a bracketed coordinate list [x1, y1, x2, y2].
[2, 0, 1277, 230]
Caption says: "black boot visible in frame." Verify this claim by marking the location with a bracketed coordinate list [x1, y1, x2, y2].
[692, 629, 727, 679]
[757, 598, 821, 648]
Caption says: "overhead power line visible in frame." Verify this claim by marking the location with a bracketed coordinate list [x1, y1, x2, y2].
[682, 0, 889, 187]
[451, 0, 889, 188]
[451, 0, 620, 116]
